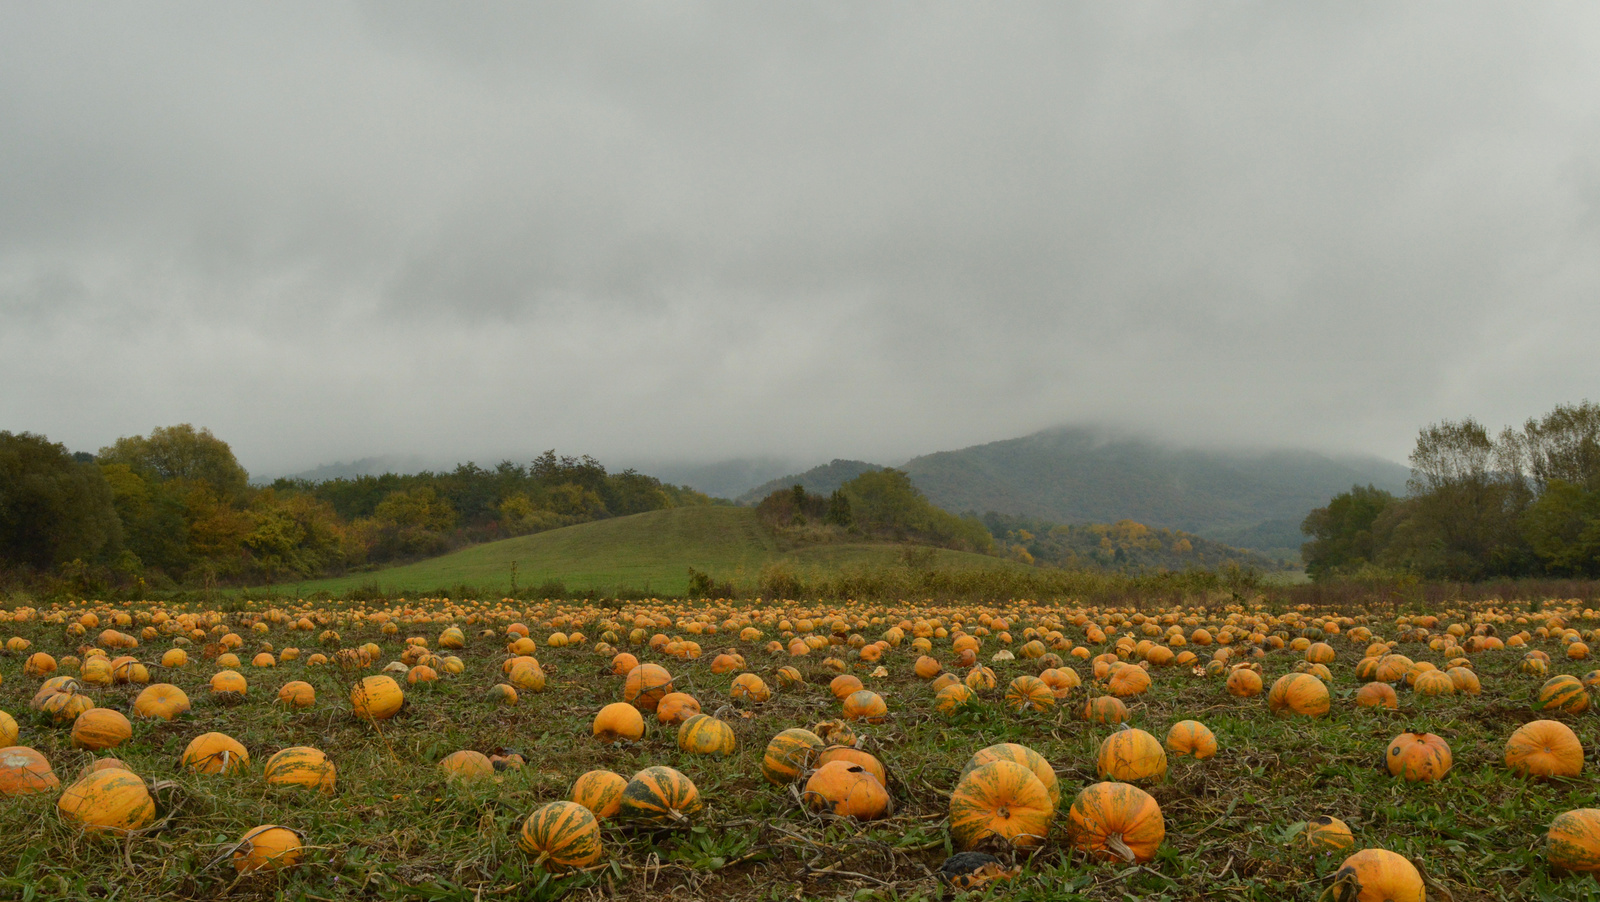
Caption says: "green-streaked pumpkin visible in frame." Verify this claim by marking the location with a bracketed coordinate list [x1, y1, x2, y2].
[949, 760, 1053, 850]
[1004, 675, 1055, 712]
[1065, 781, 1165, 863]
[1535, 674, 1589, 716]
[761, 728, 823, 785]
[1547, 808, 1600, 872]
[676, 714, 736, 756]
[264, 746, 336, 793]
[56, 768, 155, 832]
[519, 800, 603, 872]
[1299, 815, 1354, 852]
[620, 766, 702, 824]
[960, 743, 1060, 809]
[571, 770, 627, 819]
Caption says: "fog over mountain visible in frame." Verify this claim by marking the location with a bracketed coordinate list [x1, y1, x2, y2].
[5, 4, 1599, 477]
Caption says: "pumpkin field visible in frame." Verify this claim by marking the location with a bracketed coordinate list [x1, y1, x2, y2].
[3, 596, 1600, 901]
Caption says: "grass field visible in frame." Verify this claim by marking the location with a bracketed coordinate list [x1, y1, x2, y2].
[4, 596, 1600, 901]
[253, 506, 1030, 598]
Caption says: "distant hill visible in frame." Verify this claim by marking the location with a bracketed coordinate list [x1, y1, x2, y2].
[735, 460, 884, 505]
[899, 427, 1410, 558]
[637, 457, 801, 500]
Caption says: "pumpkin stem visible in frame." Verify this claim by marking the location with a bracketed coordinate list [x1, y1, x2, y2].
[1105, 834, 1138, 863]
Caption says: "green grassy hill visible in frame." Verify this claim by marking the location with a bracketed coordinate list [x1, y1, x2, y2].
[255, 505, 1024, 597]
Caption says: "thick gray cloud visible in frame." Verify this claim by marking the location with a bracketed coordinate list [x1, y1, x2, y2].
[3, 2, 1598, 478]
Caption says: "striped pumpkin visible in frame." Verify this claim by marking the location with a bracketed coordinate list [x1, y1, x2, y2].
[1066, 781, 1165, 863]
[1548, 808, 1600, 873]
[960, 743, 1059, 809]
[1412, 669, 1455, 698]
[1386, 732, 1452, 782]
[677, 714, 736, 756]
[1536, 675, 1590, 715]
[620, 766, 702, 823]
[519, 800, 603, 872]
[264, 746, 336, 793]
[571, 770, 627, 819]
[1004, 676, 1055, 712]
[1300, 815, 1355, 852]
[1164, 720, 1217, 760]
[1446, 666, 1481, 694]
[949, 760, 1053, 850]
[761, 728, 823, 785]
[181, 732, 249, 775]
[56, 768, 155, 833]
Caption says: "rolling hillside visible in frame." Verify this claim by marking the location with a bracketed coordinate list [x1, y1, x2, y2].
[901, 427, 1410, 556]
[736, 428, 1410, 557]
[257, 505, 1025, 597]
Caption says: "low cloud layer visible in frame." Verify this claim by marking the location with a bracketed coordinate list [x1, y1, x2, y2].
[5, 3, 1598, 478]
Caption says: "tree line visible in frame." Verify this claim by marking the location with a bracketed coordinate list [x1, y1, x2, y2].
[1302, 401, 1600, 581]
[0, 425, 711, 595]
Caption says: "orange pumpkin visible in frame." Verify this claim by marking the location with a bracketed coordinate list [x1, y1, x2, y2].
[622, 663, 673, 711]
[1097, 727, 1167, 784]
[949, 760, 1054, 850]
[1505, 719, 1584, 778]
[440, 750, 495, 781]
[520, 800, 603, 872]
[233, 825, 304, 873]
[350, 675, 404, 721]
[654, 692, 701, 725]
[181, 732, 249, 775]
[1080, 695, 1129, 725]
[1354, 682, 1398, 710]
[0, 746, 58, 796]
[70, 708, 133, 751]
[730, 673, 772, 704]
[841, 689, 888, 723]
[1329, 848, 1423, 902]
[805, 761, 890, 819]
[1065, 782, 1165, 863]
[1386, 731, 1452, 782]
[277, 681, 316, 709]
[1267, 673, 1329, 718]
[1164, 720, 1217, 760]
[0, 711, 16, 747]
[1226, 668, 1264, 698]
[593, 703, 646, 743]
[829, 674, 864, 700]
[56, 768, 155, 832]
[815, 747, 887, 787]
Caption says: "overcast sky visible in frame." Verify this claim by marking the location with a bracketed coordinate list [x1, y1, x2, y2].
[4, 2, 1598, 479]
